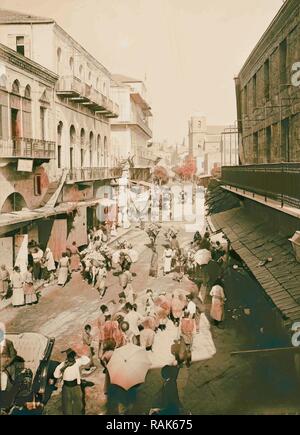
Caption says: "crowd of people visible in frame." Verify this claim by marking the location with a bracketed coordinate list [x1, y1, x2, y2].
[51, 223, 228, 415]
[1, 214, 229, 415]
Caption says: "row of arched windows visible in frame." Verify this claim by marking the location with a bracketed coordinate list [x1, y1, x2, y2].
[0, 77, 32, 98]
[57, 122, 109, 170]
[57, 47, 108, 95]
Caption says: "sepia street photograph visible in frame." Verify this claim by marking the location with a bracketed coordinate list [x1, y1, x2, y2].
[0, 0, 300, 421]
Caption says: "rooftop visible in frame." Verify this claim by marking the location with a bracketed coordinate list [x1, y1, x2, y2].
[112, 74, 143, 84]
[0, 8, 54, 24]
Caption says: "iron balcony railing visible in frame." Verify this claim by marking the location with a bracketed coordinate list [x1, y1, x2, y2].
[67, 167, 123, 183]
[221, 163, 300, 209]
[57, 76, 119, 117]
[0, 138, 56, 159]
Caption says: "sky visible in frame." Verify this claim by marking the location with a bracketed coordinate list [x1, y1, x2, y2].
[1, 0, 284, 144]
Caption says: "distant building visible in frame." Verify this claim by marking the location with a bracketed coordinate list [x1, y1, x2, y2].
[188, 115, 237, 175]
[110, 74, 153, 168]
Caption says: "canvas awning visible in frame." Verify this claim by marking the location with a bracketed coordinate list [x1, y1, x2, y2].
[210, 207, 300, 326]
[0, 197, 106, 236]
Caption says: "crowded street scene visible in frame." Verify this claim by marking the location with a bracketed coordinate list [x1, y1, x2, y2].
[1, 0, 300, 419]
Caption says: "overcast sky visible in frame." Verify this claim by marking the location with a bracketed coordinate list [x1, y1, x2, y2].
[1, 0, 284, 144]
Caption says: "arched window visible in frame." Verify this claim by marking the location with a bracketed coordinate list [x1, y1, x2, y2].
[80, 128, 85, 166]
[96, 77, 100, 90]
[69, 57, 74, 72]
[0, 73, 7, 88]
[24, 84, 31, 99]
[70, 125, 76, 169]
[88, 71, 92, 82]
[1, 192, 27, 213]
[103, 82, 106, 95]
[89, 131, 94, 167]
[104, 136, 108, 167]
[79, 65, 84, 80]
[97, 134, 101, 167]
[12, 79, 20, 94]
[57, 121, 63, 169]
[57, 47, 62, 63]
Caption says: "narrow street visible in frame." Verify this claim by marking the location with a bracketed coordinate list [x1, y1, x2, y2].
[2, 223, 300, 415]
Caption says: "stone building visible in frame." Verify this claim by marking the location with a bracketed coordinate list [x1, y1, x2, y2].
[110, 74, 153, 169]
[0, 9, 122, 269]
[235, 0, 300, 164]
[188, 114, 236, 175]
[210, 0, 300, 329]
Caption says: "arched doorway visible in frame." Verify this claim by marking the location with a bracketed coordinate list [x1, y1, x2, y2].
[1, 192, 27, 213]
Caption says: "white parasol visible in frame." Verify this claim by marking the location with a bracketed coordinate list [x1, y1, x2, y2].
[107, 344, 151, 390]
[194, 249, 212, 265]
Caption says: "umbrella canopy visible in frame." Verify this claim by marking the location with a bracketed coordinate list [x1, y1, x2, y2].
[194, 249, 212, 265]
[107, 344, 151, 390]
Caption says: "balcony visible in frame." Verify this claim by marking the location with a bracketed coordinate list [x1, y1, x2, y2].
[0, 138, 56, 160]
[133, 114, 152, 137]
[56, 76, 83, 98]
[57, 76, 119, 117]
[221, 163, 300, 209]
[66, 167, 123, 184]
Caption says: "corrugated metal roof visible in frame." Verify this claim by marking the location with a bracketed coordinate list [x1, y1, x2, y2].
[211, 207, 300, 326]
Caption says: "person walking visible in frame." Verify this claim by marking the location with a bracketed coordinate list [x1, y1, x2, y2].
[11, 266, 24, 307]
[31, 246, 43, 281]
[210, 279, 226, 327]
[69, 242, 81, 272]
[151, 363, 182, 415]
[0, 265, 10, 299]
[23, 266, 37, 305]
[82, 325, 96, 374]
[95, 262, 107, 299]
[163, 245, 173, 275]
[45, 247, 56, 282]
[57, 252, 70, 287]
[149, 246, 159, 278]
[54, 348, 90, 415]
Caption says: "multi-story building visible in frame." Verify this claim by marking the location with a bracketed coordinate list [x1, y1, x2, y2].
[110, 74, 153, 180]
[188, 114, 236, 175]
[210, 0, 300, 329]
[0, 8, 122, 268]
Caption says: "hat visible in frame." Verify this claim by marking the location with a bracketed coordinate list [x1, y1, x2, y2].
[61, 348, 77, 358]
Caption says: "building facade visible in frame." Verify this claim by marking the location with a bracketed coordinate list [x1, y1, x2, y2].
[188, 114, 236, 175]
[0, 9, 122, 269]
[110, 74, 153, 168]
[211, 0, 300, 329]
[235, 0, 300, 164]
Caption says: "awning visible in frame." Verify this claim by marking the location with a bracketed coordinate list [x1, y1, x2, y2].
[0, 197, 107, 236]
[210, 207, 300, 326]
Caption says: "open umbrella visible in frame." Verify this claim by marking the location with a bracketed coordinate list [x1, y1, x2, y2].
[107, 343, 151, 391]
[194, 249, 212, 265]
